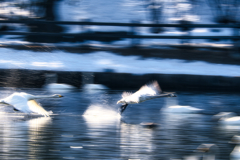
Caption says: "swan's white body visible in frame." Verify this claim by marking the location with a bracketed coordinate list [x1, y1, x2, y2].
[117, 81, 176, 114]
[117, 81, 176, 105]
[162, 105, 203, 114]
[0, 92, 63, 117]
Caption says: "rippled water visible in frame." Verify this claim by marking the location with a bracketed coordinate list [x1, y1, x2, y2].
[0, 88, 239, 159]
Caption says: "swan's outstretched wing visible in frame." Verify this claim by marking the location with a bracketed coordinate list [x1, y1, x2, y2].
[27, 100, 49, 117]
[3, 94, 32, 113]
[134, 81, 162, 96]
[122, 92, 132, 98]
[4, 94, 49, 117]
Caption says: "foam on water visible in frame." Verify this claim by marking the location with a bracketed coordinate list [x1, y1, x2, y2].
[83, 104, 121, 135]
[83, 104, 121, 120]
[82, 104, 121, 129]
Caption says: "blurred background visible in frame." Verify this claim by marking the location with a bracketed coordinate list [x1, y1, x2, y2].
[0, 0, 238, 84]
[0, 0, 239, 46]
[0, 1, 240, 160]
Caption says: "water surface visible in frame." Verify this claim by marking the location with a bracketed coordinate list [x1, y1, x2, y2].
[0, 88, 239, 159]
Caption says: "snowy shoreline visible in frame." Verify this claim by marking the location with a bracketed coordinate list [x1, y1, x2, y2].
[0, 47, 239, 77]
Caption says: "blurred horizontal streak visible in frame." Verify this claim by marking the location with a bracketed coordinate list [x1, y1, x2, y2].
[0, 31, 238, 39]
[0, 20, 239, 28]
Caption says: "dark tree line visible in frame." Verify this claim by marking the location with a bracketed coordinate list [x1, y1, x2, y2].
[206, 0, 240, 24]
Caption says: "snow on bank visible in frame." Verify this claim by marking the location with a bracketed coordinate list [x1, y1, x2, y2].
[0, 48, 239, 77]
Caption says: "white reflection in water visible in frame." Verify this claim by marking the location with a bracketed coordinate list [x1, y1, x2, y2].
[82, 84, 108, 92]
[160, 113, 208, 159]
[28, 117, 52, 159]
[160, 98, 209, 159]
[44, 84, 76, 94]
[27, 117, 52, 134]
[120, 123, 155, 159]
[0, 114, 52, 159]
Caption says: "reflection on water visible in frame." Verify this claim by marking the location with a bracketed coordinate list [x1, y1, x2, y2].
[28, 117, 52, 159]
[0, 114, 52, 159]
[0, 89, 239, 159]
[120, 122, 156, 159]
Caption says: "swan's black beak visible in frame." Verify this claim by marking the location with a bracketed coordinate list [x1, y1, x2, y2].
[119, 104, 128, 115]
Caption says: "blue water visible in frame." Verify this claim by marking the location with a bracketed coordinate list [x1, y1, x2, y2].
[0, 88, 239, 159]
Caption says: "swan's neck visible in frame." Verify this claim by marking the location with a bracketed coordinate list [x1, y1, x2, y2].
[31, 95, 57, 99]
[159, 93, 171, 97]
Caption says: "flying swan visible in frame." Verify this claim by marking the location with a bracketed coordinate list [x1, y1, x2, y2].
[0, 92, 63, 117]
[117, 81, 176, 114]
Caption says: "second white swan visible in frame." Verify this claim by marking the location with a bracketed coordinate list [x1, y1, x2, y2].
[0, 92, 63, 117]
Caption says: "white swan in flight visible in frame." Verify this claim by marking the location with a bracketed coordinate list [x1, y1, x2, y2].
[0, 92, 63, 117]
[117, 81, 176, 114]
